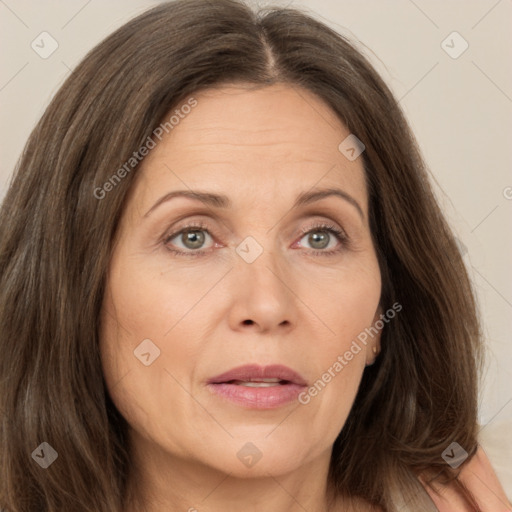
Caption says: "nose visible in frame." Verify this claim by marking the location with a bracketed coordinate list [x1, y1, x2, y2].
[226, 247, 297, 334]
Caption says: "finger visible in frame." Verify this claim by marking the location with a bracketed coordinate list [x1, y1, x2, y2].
[419, 472, 476, 512]
[457, 445, 512, 512]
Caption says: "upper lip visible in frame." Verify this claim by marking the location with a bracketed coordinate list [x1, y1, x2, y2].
[208, 364, 308, 386]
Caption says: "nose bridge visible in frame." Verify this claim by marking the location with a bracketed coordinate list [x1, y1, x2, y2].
[229, 233, 296, 331]
[237, 235, 287, 295]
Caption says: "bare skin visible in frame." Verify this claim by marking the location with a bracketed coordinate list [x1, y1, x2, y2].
[421, 445, 512, 511]
[99, 83, 510, 512]
[100, 83, 382, 511]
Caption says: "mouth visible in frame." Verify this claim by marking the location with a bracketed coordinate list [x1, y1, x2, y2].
[208, 364, 307, 386]
[207, 364, 308, 409]
[224, 377, 290, 387]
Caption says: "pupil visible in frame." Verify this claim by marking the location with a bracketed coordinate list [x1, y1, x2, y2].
[309, 231, 328, 249]
[180, 230, 329, 250]
[183, 230, 205, 249]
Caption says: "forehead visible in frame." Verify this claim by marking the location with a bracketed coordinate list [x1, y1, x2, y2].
[133, 84, 368, 215]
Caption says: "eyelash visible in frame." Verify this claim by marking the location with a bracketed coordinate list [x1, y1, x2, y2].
[162, 221, 349, 259]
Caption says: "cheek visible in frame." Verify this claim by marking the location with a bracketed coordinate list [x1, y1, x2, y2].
[100, 241, 216, 362]
[102, 262, 194, 336]
[98, 236, 382, 467]
[98, 247, 214, 441]
[295, 319, 373, 453]
[300, 357, 366, 450]
[295, 255, 381, 350]
[291, 259, 381, 438]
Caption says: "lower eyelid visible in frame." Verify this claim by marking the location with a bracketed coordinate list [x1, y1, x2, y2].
[165, 229, 214, 250]
[295, 231, 346, 254]
[163, 224, 348, 256]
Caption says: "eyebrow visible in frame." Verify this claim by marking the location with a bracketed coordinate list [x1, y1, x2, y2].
[143, 187, 364, 219]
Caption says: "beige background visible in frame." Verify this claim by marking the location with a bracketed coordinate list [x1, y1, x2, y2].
[1, 0, 511, 498]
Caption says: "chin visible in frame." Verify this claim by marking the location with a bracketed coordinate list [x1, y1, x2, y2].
[189, 434, 315, 478]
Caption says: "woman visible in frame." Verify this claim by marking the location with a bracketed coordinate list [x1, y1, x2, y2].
[0, 1, 510, 510]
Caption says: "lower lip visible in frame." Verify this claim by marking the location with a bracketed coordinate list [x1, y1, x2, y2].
[207, 382, 306, 409]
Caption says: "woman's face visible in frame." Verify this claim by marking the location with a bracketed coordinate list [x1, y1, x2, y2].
[100, 84, 382, 480]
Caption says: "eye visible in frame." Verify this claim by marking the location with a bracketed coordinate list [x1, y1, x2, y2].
[162, 220, 349, 258]
[295, 222, 348, 256]
[299, 229, 337, 250]
[163, 222, 216, 257]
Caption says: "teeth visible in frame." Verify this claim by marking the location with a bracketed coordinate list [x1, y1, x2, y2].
[237, 382, 283, 387]
[232, 378, 285, 387]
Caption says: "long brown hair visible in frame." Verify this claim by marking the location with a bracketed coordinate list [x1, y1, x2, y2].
[0, 0, 482, 510]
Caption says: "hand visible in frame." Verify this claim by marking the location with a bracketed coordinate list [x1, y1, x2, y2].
[420, 445, 512, 511]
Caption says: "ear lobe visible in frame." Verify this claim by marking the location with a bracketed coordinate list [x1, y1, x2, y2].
[365, 345, 380, 367]
[365, 307, 383, 366]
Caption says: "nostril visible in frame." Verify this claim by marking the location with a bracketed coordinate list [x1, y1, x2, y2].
[242, 319, 255, 325]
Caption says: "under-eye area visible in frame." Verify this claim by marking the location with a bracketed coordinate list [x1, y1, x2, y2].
[1, 1, 510, 512]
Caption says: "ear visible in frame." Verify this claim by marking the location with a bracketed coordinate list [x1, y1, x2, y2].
[365, 307, 383, 366]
